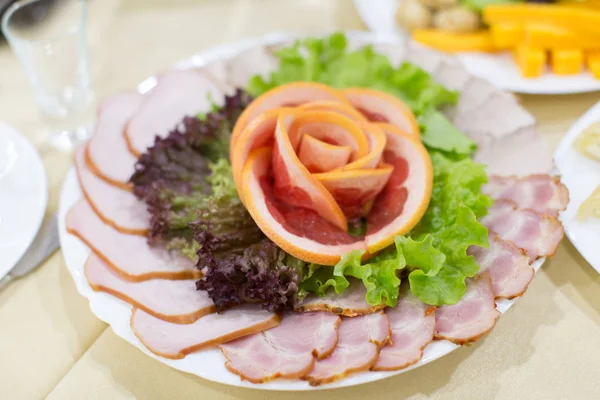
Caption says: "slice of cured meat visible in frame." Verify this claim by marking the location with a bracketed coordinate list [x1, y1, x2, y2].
[481, 200, 564, 262]
[131, 305, 280, 359]
[468, 233, 534, 299]
[85, 254, 214, 324]
[125, 70, 223, 156]
[434, 274, 500, 344]
[373, 287, 435, 371]
[483, 175, 569, 217]
[74, 145, 149, 235]
[304, 313, 390, 386]
[86, 93, 143, 189]
[219, 312, 340, 383]
[294, 281, 385, 317]
[66, 200, 199, 281]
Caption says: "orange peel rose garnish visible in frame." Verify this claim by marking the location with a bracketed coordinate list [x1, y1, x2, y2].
[231, 82, 433, 265]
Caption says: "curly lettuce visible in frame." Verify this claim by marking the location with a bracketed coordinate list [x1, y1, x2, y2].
[130, 90, 256, 255]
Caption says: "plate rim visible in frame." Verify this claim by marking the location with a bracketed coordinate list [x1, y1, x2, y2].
[59, 31, 546, 391]
[0, 121, 47, 279]
[351, 0, 600, 95]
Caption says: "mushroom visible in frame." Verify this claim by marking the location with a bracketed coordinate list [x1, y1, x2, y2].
[395, 0, 433, 32]
[433, 6, 481, 33]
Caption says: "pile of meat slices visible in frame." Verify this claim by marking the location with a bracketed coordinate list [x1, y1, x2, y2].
[65, 64, 569, 385]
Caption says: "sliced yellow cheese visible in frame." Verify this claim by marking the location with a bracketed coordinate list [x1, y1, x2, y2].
[515, 45, 547, 78]
[551, 48, 584, 75]
[525, 24, 600, 50]
[412, 30, 497, 53]
[484, 5, 600, 37]
[587, 51, 600, 79]
[490, 23, 525, 49]
[559, 0, 600, 10]
[578, 185, 600, 221]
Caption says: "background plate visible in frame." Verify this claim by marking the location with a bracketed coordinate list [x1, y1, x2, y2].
[352, 0, 600, 95]
[59, 32, 545, 391]
[0, 122, 47, 279]
[554, 101, 600, 273]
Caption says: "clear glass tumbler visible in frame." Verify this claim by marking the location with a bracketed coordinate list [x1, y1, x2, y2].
[2, 0, 94, 150]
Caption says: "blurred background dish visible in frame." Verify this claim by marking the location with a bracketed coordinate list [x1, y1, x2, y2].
[0, 121, 47, 280]
[555, 100, 600, 273]
[353, 0, 600, 94]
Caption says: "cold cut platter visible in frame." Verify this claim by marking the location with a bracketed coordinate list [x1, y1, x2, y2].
[59, 31, 568, 390]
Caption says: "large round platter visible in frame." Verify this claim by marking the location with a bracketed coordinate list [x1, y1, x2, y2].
[59, 31, 546, 390]
[353, 0, 600, 95]
[554, 101, 600, 273]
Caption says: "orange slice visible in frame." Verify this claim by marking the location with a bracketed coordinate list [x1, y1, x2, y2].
[342, 123, 387, 171]
[242, 147, 366, 265]
[231, 85, 432, 265]
[231, 82, 349, 154]
[298, 135, 352, 173]
[365, 124, 433, 253]
[297, 101, 369, 124]
[343, 88, 420, 135]
[315, 166, 394, 219]
[272, 111, 348, 231]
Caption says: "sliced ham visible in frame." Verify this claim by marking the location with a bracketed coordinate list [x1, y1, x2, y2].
[481, 200, 564, 262]
[469, 233, 534, 299]
[86, 93, 143, 189]
[483, 175, 569, 218]
[124, 70, 223, 156]
[74, 145, 149, 236]
[373, 287, 435, 371]
[219, 312, 340, 383]
[434, 274, 500, 344]
[85, 254, 214, 324]
[304, 313, 390, 386]
[294, 281, 385, 317]
[131, 305, 280, 359]
[66, 200, 199, 281]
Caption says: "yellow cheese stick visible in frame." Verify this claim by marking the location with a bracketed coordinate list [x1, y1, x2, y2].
[526, 24, 600, 50]
[551, 49, 584, 75]
[411, 30, 497, 53]
[490, 23, 525, 49]
[515, 45, 547, 78]
[587, 51, 600, 78]
[484, 5, 600, 37]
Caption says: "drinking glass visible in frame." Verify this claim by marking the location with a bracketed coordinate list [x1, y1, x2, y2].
[2, 0, 94, 150]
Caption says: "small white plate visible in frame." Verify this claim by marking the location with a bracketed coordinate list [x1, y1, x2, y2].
[59, 32, 546, 391]
[352, 0, 600, 94]
[0, 122, 47, 279]
[554, 101, 600, 273]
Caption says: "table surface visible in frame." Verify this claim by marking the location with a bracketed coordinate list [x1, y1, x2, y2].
[1, 1, 599, 399]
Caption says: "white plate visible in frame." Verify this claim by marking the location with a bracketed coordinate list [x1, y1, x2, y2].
[352, 0, 600, 94]
[554, 101, 600, 273]
[0, 122, 47, 279]
[58, 32, 545, 391]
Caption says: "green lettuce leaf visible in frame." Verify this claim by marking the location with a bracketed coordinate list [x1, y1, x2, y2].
[419, 109, 476, 156]
[301, 152, 491, 306]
